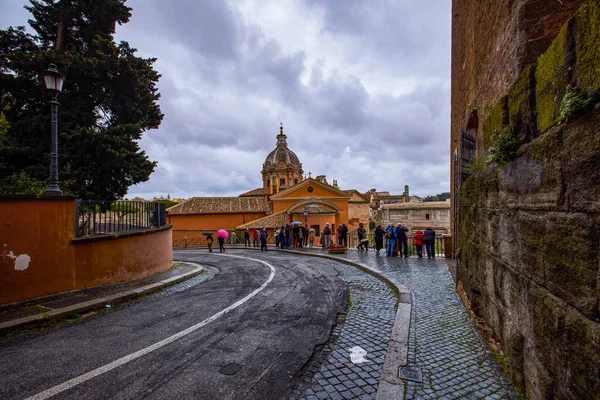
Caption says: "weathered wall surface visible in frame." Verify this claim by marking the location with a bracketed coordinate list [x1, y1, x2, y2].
[457, 2, 600, 398]
[450, 0, 586, 226]
[0, 197, 173, 304]
[382, 202, 451, 233]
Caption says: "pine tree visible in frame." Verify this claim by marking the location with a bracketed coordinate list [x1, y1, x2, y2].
[0, 0, 163, 199]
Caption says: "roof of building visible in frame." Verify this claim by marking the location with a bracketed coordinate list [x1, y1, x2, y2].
[167, 197, 272, 215]
[342, 189, 370, 203]
[270, 177, 351, 200]
[381, 201, 450, 210]
[237, 211, 289, 229]
[239, 187, 270, 197]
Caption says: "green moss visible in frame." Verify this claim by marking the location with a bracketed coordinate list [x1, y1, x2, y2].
[508, 66, 535, 142]
[529, 125, 562, 162]
[484, 96, 508, 150]
[575, 0, 600, 95]
[483, 117, 492, 151]
[535, 20, 572, 133]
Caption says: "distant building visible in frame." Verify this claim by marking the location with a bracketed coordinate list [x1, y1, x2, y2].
[167, 124, 370, 240]
[364, 186, 423, 222]
[380, 200, 450, 234]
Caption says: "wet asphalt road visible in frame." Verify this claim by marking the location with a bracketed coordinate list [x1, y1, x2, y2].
[0, 250, 347, 400]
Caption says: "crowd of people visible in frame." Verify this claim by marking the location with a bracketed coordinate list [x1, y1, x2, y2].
[373, 224, 437, 258]
[216, 223, 438, 257]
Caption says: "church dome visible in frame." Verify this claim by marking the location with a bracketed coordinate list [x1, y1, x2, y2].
[261, 124, 304, 191]
[264, 126, 300, 166]
[265, 146, 300, 165]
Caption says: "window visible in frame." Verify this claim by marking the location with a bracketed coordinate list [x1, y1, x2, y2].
[311, 224, 320, 236]
[307, 186, 314, 193]
[425, 214, 430, 220]
[280, 178, 286, 186]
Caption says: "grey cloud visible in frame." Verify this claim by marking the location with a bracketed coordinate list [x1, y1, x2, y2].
[131, 0, 241, 60]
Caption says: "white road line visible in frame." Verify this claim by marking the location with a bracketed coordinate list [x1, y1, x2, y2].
[26, 254, 276, 400]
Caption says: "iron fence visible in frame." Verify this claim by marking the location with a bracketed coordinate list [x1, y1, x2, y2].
[346, 231, 446, 257]
[75, 200, 165, 238]
[173, 230, 445, 256]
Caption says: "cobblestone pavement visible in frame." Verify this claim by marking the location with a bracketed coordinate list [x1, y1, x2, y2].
[146, 264, 218, 298]
[327, 251, 520, 399]
[290, 259, 397, 400]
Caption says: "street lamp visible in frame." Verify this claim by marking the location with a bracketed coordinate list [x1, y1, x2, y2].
[43, 63, 65, 195]
[303, 207, 308, 227]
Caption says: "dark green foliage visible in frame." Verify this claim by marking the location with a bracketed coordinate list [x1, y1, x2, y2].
[368, 221, 376, 230]
[0, 171, 46, 195]
[0, 0, 163, 199]
[559, 85, 593, 121]
[423, 192, 451, 202]
[156, 199, 177, 209]
[487, 127, 519, 167]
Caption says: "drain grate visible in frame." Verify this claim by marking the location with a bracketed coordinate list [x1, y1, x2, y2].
[399, 366, 423, 383]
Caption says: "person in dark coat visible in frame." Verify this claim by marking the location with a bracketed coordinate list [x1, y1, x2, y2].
[323, 223, 332, 248]
[259, 227, 268, 252]
[285, 224, 291, 247]
[357, 222, 368, 251]
[292, 224, 299, 247]
[279, 226, 285, 249]
[395, 224, 409, 257]
[218, 235, 225, 253]
[340, 222, 349, 247]
[374, 225, 385, 255]
[297, 225, 304, 249]
[243, 229, 250, 247]
[423, 227, 436, 258]
[207, 234, 214, 253]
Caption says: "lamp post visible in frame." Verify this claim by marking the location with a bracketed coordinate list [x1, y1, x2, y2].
[303, 207, 308, 227]
[43, 63, 65, 195]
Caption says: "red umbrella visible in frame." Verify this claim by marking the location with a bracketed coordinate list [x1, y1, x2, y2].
[217, 229, 229, 239]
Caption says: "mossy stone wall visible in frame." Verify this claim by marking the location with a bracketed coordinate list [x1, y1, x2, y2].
[458, 2, 600, 398]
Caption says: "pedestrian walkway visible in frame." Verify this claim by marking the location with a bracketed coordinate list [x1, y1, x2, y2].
[290, 259, 397, 399]
[316, 249, 520, 399]
[0, 263, 205, 332]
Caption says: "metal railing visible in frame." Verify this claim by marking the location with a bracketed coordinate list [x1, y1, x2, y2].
[76, 200, 165, 238]
[345, 231, 446, 257]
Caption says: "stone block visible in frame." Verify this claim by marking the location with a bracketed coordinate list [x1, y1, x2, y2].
[559, 110, 600, 213]
[575, 0, 600, 95]
[507, 66, 537, 143]
[535, 19, 574, 133]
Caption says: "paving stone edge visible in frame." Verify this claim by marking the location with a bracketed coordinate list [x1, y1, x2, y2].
[275, 248, 412, 400]
[0, 263, 204, 333]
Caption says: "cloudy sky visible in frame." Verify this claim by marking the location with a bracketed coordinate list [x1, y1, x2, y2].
[2, 0, 451, 199]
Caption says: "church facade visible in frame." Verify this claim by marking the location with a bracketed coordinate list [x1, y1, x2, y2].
[167, 125, 370, 241]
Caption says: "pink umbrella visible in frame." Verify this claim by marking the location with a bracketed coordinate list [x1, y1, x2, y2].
[217, 229, 229, 239]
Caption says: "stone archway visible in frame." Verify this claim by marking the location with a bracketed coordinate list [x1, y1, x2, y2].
[287, 199, 341, 237]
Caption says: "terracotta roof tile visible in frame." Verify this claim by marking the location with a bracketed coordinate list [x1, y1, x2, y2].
[237, 211, 289, 229]
[167, 197, 272, 215]
[239, 188, 270, 197]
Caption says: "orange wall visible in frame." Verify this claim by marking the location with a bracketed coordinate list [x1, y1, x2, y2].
[0, 197, 173, 305]
[168, 212, 267, 240]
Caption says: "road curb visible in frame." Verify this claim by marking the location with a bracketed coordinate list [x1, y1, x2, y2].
[0, 263, 204, 333]
[275, 248, 412, 400]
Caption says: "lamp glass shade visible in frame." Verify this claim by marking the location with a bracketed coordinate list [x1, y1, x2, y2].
[43, 65, 64, 93]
